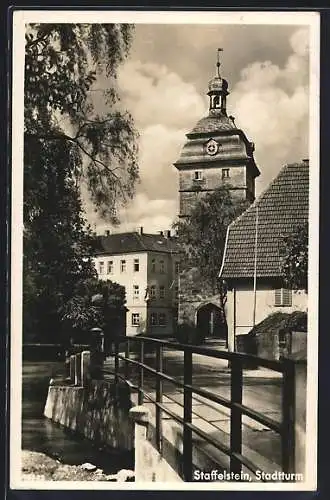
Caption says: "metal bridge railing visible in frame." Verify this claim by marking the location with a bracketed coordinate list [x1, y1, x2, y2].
[102, 336, 298, 482]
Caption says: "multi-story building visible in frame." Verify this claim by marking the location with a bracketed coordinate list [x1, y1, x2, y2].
[93, 228, 180, 336]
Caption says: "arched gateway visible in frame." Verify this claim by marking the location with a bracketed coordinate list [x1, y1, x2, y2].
[195, 302, 227, 344]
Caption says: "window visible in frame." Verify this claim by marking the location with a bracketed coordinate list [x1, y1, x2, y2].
[159, 260, 165, 274]
[151, 258, 156, 273]
[175, 261, 180, 274]
[158, 313, 167, 326]
[131, 313, 140, 326]
[275, 288, 292, 307]
[222, 168, 230, 179]
[134, 258, 139, 272]
[107, 260, 113, 274]
[150, 285, 156, 298]
[159, 285, 165, 299]
[133, 285, 139, 299]
[194, 170, 203, 181]
[99, 261, 104, 274]
[174, 285, 179, 299]
[120, 260, 126, 273]
[150, 313, 158, 326]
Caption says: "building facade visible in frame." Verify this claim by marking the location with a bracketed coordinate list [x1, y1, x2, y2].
[94, 229, 180, 336]
[219, 160, 309, 352]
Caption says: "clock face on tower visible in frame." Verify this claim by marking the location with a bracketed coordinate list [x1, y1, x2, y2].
[205, 139, 219, 156]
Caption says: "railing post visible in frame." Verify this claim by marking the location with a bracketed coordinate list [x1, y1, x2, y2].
[90, 327, 105, 380]
[138, 340, 144, 405]
[230, 355, 243, 474]
[183, 348, 193, 481]
[75, 352, 82, 386]
[81, 351, 91, 387]
[124, 338, 130, 379]
[282, 358, 296, 474]
[155, 343, 163, 451]
[293, 358, 307, 476]
[69, 355, 75, 383]
[114, 337, 119, 385]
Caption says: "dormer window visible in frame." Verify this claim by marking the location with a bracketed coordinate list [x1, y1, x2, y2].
[194, 170, 203, 181]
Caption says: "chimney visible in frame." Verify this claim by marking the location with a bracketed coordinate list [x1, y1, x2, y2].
[302, 158, 309, 165]
[140, 226, 144, 235]
[105, 230, 110, 237]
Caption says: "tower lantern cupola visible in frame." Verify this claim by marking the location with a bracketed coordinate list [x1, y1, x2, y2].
[207, 48, 229, 116]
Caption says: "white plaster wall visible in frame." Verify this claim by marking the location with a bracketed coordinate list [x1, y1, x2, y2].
[94, 252, 149, 336]
[94, 251, 179, 336]
[226, 282, 307, 338]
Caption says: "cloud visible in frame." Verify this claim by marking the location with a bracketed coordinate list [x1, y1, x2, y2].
[87, 26, 311, 233]
[93, 194, 177, 235]
[117, 60, 206, 129]
[229, 27, 309, 193]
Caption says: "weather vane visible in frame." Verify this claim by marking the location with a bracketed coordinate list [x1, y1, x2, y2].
[216, 48, 223, 77]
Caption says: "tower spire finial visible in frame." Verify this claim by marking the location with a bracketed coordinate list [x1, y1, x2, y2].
[216, 48, 223, 78]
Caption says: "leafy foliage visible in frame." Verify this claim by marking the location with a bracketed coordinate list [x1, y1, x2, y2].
[25, 23, 139, 222]
[174, 185, 249, 292]
[280, 222, 308, 291]
[248, 311, 307, 337]
[23, 23, 137, 342]
[60, 278, 126, 340]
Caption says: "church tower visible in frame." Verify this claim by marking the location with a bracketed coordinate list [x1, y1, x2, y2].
[174, 49, 260, 218]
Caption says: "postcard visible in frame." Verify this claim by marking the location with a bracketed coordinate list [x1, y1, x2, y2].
[10, 9, 319, 491]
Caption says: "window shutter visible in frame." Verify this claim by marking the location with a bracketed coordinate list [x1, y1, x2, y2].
[275, 289, 282, 306]
[275, 288, 292, 307]
[282, 288, 292, 307]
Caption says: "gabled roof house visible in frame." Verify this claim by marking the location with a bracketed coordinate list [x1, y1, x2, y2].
[219, 160, 309, 350]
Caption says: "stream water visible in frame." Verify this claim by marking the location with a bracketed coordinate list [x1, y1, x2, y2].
[22, 361, 133, 475]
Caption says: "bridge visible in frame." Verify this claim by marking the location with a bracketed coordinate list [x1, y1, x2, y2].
[44, 335, 306, 483]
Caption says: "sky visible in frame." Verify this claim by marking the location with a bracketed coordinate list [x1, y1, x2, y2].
[85, 23, 310, 235]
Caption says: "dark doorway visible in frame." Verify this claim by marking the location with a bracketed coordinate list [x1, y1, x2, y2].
[196, 303, 227, 344]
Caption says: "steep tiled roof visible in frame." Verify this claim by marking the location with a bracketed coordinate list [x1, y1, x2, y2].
[94, 232, 180, 256]
[220, 162, 309, 279]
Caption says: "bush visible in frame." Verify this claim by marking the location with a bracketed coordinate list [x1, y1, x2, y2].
[248, 311, 307, 338]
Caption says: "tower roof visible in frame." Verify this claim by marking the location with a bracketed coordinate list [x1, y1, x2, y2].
[173, 49, 259, 176]
[189, 113, 236, 135]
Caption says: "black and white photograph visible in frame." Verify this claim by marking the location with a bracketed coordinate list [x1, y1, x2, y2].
[10, 10, 319, 490]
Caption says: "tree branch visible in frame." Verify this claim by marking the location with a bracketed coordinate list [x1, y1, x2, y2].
[25, 130, 121, 180]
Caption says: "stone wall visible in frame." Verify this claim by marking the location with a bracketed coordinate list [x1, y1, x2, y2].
[178, 162, 251, 217]
[178, 267, 218, 324]
[44, 380, 134, 451]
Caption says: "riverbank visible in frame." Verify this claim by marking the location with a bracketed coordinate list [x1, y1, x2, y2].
[21, 361, 134, 482]
[22, 451, 134, 482]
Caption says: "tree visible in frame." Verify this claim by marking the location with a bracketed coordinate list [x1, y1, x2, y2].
[23, 24, 139, 342]
[174, 185, 249, 292]
[23, 141, 98, 341]
[60, 278, 126, 344]
[24, 23, 139, 222]
[280, 222, 308, 291]
[173, 186, 249, 335]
